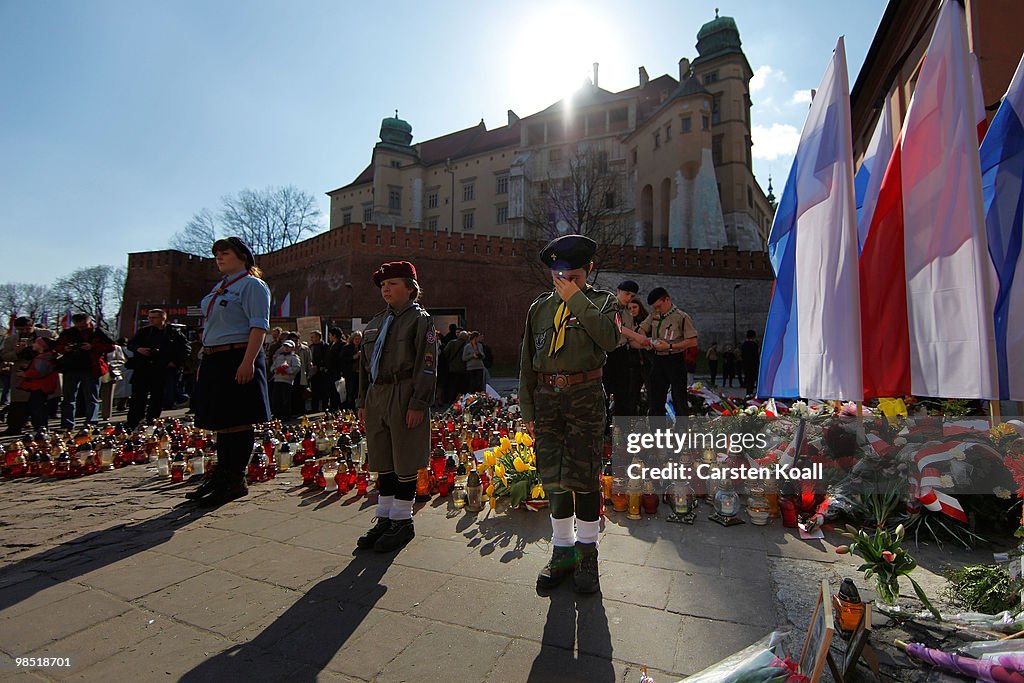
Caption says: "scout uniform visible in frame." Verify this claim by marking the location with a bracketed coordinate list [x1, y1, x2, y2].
[356, 261, 438, 553]
[638, 287, 698, 417]
[519, 234, 619, 593]
[191, 236, 272, 507]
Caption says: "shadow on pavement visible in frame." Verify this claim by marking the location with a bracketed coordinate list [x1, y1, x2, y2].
[529, 589, 615, 683]
[0, 502, 210, 613]
[179, 551, 397, 681]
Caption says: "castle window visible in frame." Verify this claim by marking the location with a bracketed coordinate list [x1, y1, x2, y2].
[462, 181, 475, 202]
[390, 160, 401, 169]
[462, 211, 475, 231]
[665, 123, 672, 140]
[341, 207, 352, 224]
[496, 204, 508, 225]
[653, 131, 660, 149]
[549, 147, 563, 163]
[712, 135, 723, 166]
[495, 173, 509, 195]
[427, 216, 438, 231]
[388, 187, 401, 212]
[427, 189, 439, 209]
[681, 115, 692, 133]
[604, 192, 615, 209]
[703, 71, 719, 84]
[362, 204, 373, 222]
[748, 186, 754, 208]
[702, 115, 710, 130]
[712, 93, 722, 125]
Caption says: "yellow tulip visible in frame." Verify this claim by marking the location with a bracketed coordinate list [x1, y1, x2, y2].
[531, 483, 545, 499]
[521, 433, 534, 448]
[494, 462, 508, 485]
[483, 450, 496, 467]
[486, 483, 494, 496]
[488, 495, 496, 510]
[514, 432, 523, 445]
[500, 437, 512, 453]
[513, 456, 532, 473]
[477, 463, 488, 476]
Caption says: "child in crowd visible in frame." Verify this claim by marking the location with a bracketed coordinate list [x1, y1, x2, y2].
[20, 337, 59, 431]
[271, 340, 300, 418]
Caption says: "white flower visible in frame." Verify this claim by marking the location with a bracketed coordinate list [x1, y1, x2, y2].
[893, 437, 907, 447]
[745, 406, 759, 415]
[994, 487, 1012, 500]
[790, 400, 809, 417]
[940, 474, 954, 488]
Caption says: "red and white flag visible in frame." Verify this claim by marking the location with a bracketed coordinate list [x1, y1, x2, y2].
[859, 0, 998, 400]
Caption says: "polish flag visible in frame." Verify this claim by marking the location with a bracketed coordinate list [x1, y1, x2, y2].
[858, 0, 998, 400]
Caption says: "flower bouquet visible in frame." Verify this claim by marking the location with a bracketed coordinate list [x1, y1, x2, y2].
[681, 631, 809, 683]
[836, 523, 940, 618]
[480, 432, 545, 511]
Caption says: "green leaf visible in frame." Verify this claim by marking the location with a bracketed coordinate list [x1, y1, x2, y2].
[507, 480, 531, 509]
[909, 576, 942, 621]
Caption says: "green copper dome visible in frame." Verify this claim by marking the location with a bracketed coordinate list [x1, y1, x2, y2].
[695, 11, 742, 63]
[379, 111, 412, 147]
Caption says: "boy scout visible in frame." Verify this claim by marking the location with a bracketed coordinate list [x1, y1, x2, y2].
[620, 286, 698, 416]
[519, 234, 619, 593]
[356, 261, 438, 552]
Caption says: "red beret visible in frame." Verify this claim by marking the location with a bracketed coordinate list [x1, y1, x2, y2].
[372, 261, 418, 287]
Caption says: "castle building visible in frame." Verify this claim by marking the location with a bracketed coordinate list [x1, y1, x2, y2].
[328, 12, 774, 252]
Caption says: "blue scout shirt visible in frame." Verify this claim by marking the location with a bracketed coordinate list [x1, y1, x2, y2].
[200, 273, 271, 346]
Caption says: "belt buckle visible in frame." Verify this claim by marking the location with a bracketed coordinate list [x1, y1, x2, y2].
[551, 373, 568, 390]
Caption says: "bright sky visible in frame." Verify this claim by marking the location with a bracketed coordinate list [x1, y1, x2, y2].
[0, 0, 887, 284]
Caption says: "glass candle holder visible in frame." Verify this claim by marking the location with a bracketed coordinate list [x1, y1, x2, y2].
[627, 492, 642, 520]
[323, 463, 339, 491]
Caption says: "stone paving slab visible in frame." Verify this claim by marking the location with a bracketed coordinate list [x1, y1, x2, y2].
[0, 462, 854, 682]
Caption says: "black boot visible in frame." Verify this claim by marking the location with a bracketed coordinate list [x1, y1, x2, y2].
[373, 518, 414, 552]
[199, 471, 248, 507]
[357, 517, 391, 549]
[573, 542, 600, 594]
[536, 546, 578, 590]
[185, 469, 225, 501]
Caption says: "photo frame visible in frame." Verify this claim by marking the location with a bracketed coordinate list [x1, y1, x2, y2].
[799, 579, 835, 683]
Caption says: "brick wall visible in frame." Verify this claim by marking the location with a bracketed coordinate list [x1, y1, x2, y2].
[121, 224, 773, 363]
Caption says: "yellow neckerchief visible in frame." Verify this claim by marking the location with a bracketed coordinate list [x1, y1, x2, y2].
[548, 285, 591, 357]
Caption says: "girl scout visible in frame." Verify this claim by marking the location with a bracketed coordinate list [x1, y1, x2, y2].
[190, 236, 272, 507]
[356, 261, 438, 552]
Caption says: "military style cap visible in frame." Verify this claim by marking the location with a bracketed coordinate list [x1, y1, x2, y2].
[212, 236, 256, 268]
[647, 286, 670, 305]
[538, 234, 597, 271]
[372, 261, 418, 287]
[617, 280, 639, 294]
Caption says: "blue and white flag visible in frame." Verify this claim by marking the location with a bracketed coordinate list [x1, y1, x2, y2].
[982, 53, 1024, 401]
[759, 37, 862, 400]
[854, 106, 893, 253]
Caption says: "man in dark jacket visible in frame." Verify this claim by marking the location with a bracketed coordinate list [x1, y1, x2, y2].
[126, 309, 189, 430]
[56, 313, 114, 429]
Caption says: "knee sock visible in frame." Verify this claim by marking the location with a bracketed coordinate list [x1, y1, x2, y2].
[551, 516, 576, 548]
[217, 429, 254, 475]
[549, 488, 576, 547]
[390, 477, 416, 521]
[574, 491, 601, 546]
[376, 471, 397, 519]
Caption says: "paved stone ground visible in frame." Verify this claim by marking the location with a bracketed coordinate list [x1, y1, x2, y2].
[0, 388, 1007, 682]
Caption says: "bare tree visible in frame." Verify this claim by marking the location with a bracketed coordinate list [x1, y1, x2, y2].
[0, 282, 55, 329]
[170, 208, 218, 256]
[169, 185, 323, 256]
[50, 265, 123, 332]
[522, 146, 635, 286]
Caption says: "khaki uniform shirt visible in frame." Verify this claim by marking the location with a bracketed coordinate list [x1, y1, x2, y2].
[638, 306, 698, 355]
[518, 286, 619, 422]
[356, 300, 438, 411]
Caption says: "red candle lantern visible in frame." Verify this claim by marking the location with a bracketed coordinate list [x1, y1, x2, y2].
[300, 458, 318, 486]
[302, 430, 316, 461]
[171, 456, 186, 483]
[314, 464, 326, 489]
[356, 471, 368, 495]
[335, 468, 349, 493]
[780, 498, 798, 528]
[430, 448, 447, 480]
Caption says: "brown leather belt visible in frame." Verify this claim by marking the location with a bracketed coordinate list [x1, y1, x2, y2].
[654, 351, 685, 357]
[203, 343, 249, 354]
[539, 368, 602, 389]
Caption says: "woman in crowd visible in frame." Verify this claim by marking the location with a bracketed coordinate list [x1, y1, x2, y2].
[189, 236, 272, 507]
[462, 331, 485, 393]
[626, 299, 651, 412]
